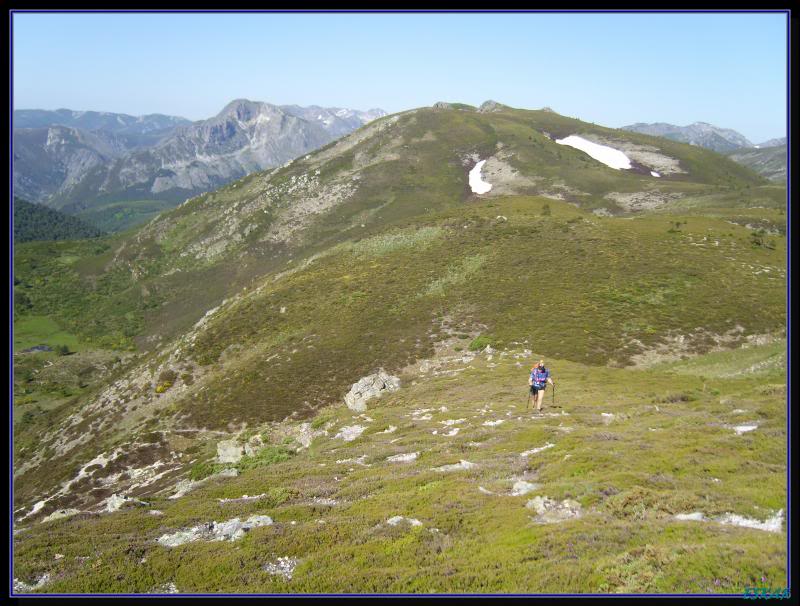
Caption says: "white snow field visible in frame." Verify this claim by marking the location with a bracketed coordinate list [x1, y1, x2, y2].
[469, 160, 493, 194]
[555, 135, 632, 170]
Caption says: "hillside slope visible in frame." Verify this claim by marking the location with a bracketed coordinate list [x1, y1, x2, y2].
[12, 102, 787, 594]
[13, 339, 786, 593]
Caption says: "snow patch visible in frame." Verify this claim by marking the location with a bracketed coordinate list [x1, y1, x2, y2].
[556, 135, 632, 170]
[469, 160, 493, 194]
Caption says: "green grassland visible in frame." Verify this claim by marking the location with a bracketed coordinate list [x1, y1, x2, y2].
[13, 315, 84, 354]
[13, 340, 786, 593]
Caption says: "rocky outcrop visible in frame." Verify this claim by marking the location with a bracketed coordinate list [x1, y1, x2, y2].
[344, 370, 401, 412]
[477, 100, 506, 113]
[157, 514, 273, 547]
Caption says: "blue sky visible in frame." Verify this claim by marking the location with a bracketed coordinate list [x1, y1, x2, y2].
[12, 11, 789, 142]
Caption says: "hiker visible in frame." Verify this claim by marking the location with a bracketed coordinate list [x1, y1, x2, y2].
[529, 359, 554, 413]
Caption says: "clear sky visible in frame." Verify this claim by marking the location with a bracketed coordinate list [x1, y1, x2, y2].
[12, 11, 789, 143]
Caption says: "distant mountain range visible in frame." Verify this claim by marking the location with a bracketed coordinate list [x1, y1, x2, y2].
[755, 137, 787, 149]
[621, 121, 786, 182]
[13, 101, 386, 230]
[725, 144, 787, 183]
[621, 121, 754, 152]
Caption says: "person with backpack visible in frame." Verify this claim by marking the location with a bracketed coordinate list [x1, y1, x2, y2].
[529, 359, 554, 413]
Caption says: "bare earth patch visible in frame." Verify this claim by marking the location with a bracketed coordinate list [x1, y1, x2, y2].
[604, 190, 685, 212]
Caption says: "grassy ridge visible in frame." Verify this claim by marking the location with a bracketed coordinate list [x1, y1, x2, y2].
[174, 197, 784, 428]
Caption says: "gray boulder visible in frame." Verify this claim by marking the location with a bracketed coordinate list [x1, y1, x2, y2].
[344, 370, 400, 412]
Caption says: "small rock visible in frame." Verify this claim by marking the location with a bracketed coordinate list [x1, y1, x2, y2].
[387, 452, 419, 463]
[433, 460, 477, 472]
[105, 493, 145, 513]
[41, 509, 80, 524]
[510, 481, 541, 496]
[386, 516, 423, 527]
[263, 556, 300, 580]
[525, 496, 582, 523]
[674, 512, 706, 521]
[216, 440, 245, 464]
[520, 443, 555, 457]
[334, 425, 366, 442]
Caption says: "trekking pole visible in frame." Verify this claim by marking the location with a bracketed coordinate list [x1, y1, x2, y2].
[552, 383, 556, 406]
